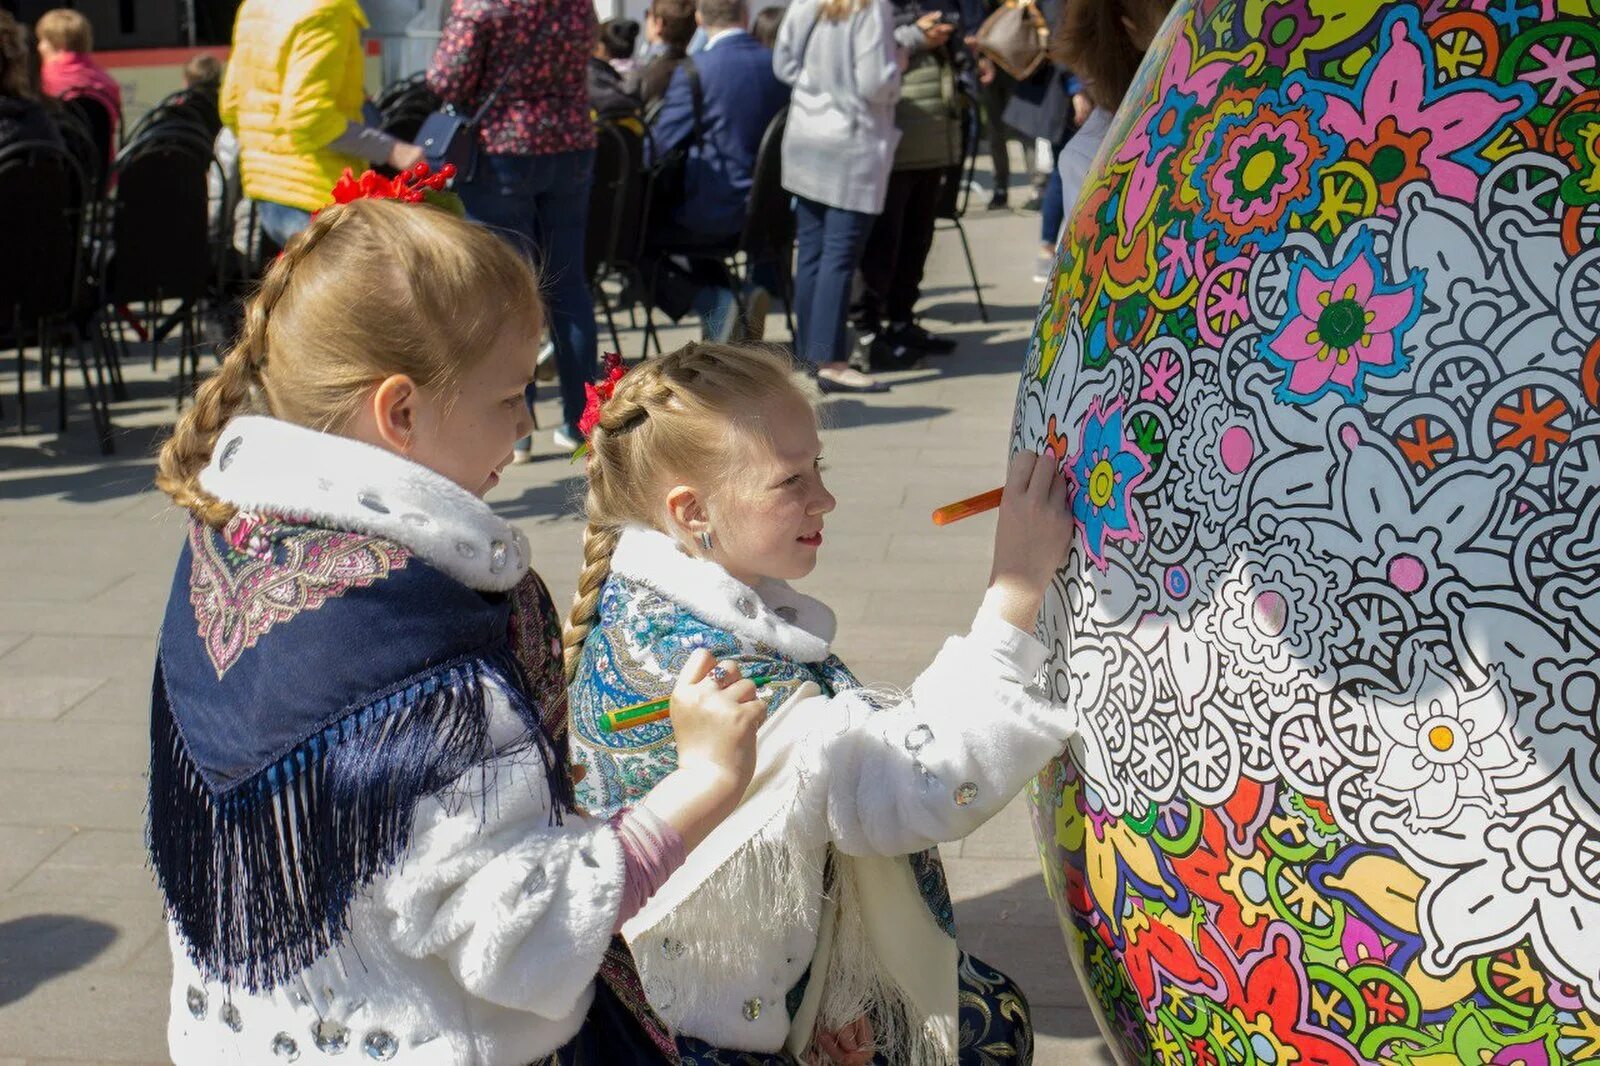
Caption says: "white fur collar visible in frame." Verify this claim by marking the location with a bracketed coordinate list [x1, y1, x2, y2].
[198, 415, 531, 593]
[610, 527, 836, 662]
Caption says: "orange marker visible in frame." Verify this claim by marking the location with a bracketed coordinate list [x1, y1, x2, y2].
[931, 487, 1003, 526]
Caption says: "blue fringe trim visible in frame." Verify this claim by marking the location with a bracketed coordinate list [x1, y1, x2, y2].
[147, 647, 574, 992]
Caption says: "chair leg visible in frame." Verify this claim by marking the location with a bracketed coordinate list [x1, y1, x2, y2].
[52, 320, 68, 433]
[593, 282, 622, 354]
[100, 315, 128, 401]
[14, 307, 26, 435]
[952, 218, 989, 323]
[73, 322, 113, 455]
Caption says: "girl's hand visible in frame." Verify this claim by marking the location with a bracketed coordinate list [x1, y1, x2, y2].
[917, 11, 954, 48]
[988, 449, 1074, 631]
[812, 1015, 875, 1065]
[670, 650, 765, 807]
[637, 651, 767, 852]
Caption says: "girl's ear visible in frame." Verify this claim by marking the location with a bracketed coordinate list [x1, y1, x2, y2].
[368, 373, 421, 454]
[665, 483, 710, 542]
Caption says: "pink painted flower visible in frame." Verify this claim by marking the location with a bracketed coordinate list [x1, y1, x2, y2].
[1320, 8, 1532, 202]
[1260, 232, 1424, 405]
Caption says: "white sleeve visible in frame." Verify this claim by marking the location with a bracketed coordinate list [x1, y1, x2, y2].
[377, 677, 626, 1016]
[798, 589, 1076, 857]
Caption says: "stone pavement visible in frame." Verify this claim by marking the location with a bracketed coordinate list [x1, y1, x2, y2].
[0, 201, 1112, 1064]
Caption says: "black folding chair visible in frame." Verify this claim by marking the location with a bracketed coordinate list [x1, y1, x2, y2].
[100, 133, 214, 407]
[62, 93, 115, 169]
[0, 140, 115, 452]
[934, 90, 989, 322]
[641, 107, 794, 351]
[587, 117, 657, 355]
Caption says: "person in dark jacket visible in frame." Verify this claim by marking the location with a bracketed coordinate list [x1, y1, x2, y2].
[851, 0, 965, 371]
[751, 4, 785, 46]
[0, 11, 61, 151]
[589, 21, 644, 119]
[644, 0, 790, 340]
[632, 0, 696, 108]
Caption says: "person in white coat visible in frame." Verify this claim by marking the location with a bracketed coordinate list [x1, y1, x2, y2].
[772, 0, 918, 394]
[565, 343, 1079, 1064]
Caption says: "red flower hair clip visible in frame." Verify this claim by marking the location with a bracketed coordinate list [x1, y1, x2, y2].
[326, 162, 464, 215]
[573, 353, 628, 460]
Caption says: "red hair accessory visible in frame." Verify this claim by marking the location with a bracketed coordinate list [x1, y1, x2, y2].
[579, 352, 628, 438]
[323, 161, 465, 218]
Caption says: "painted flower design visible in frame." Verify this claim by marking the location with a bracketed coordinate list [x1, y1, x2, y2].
[1319, 7, 1533, 203]
[1260, 232, 1425, 404]
[1369, 661, 1528, 827]
[1066, 397, 1152, 570]
[1195, 84, 1338, 258]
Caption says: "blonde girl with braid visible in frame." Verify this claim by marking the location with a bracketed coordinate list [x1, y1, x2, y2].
[146, 196, 768, 1066]
[566, 341, 1081, 1065]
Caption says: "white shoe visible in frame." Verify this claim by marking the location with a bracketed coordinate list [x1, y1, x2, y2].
[552, 425, 584, 451]
[511, 445, 533, 465]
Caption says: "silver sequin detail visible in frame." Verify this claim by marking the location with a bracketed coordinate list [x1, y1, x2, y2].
[743, 997, 762, 1021]
[271, 1033, 301, 1060]
[455, 541, 478, 559]
[953, 781, 979, 807]
[313, 1019, 350, 1053]
[218, 437, 242, 471]
[357, 491, 390, 514]
[489, 540, 510, 573]
[220, 1002, 243, 1032]
[904, 725, 934, 752]
[362, 1030, 399, 1060]
[774, 605, 798, 623]
[736, 596, 757, 618]
[186, 986, 208, 1019]
[660, 937, 685, 960]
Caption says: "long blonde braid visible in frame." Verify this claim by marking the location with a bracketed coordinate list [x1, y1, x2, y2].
[562, 342, 816, 681]
[154, 209, 349, 528]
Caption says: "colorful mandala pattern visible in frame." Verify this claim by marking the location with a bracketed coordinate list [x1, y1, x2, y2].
[1010, 2, 1600, 1063]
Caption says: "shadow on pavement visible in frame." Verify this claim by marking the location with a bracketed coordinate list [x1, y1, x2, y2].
[494, 475, 586, 523]
[0, 914, 118, 1007]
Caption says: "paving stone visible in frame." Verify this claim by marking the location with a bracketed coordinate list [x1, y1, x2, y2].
[12, 831, 158, 902]
[0, 972, 170, 1062]
[0, 677, 104, 721]
[0, 722, 146, 776]
[0, 827, 72, 893]
[0, 772, 145, 832]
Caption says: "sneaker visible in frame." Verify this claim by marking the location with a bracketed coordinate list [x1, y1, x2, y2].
[742, 286, 771, 342]
[887, 322, 956, 355]
[535, 339, 557, 382]
[511, 444, 533, 465]
[817, 365, 890, 393]
[552, 425, 584, 452]
[852, 331, 920, 373]
[988, 189, 1008, 211]
[1033, 248, 1054, 284]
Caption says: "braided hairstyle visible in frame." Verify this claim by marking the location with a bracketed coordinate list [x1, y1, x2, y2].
[563, 342, 815, 681]
[155, 197, 545, 527]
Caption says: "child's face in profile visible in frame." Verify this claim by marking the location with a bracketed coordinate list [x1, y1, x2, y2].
[706, 394, 836, 587]
[407, 325, 538, 498]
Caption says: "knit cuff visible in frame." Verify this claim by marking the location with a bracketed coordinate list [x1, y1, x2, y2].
[610, 805, 687, 932]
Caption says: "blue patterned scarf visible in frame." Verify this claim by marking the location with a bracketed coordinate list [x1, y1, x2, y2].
[149, 513, 574, 992]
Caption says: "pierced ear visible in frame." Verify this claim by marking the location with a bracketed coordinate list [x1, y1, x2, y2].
[370, 374, 419, 453]
[664, 484, 710, 542]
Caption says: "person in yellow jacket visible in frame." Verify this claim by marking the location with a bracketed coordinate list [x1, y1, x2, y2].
[220, 0, 424, 245]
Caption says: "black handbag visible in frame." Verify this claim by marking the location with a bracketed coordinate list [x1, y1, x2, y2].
[645, 60, 704, 228]
[415, 68, 512, 181]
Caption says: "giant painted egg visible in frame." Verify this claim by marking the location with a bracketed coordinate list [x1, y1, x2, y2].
[1011, 2, 1600, 1063]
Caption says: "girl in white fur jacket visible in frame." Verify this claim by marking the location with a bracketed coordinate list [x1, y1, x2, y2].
[566, 343, 1080, 1064]
[146, 198, 767, 1065]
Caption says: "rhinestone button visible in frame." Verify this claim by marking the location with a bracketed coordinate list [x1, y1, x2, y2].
[743, 997, 762, 1021]
[455, 541, 478, 559]
[313, 1018, 350, 1053]
[363, 1030, 399, 1060]
[774, 605, 798, 622]
[218, 436, 242, 470]
[953, 781, 980, 807]
[271, 1033, 301, 1060]
[660, 937, 685, 960]
[904, 724, 934, 752]
[357, 491, 389, 514]
[186, 985, 208, 1019]
[736, 596, 758, 618]
[220, 1002, 243, 1032]
[489, 539, 509, 573]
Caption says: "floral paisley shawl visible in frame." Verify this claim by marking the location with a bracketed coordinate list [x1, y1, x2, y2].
[569, 573, 957, 937]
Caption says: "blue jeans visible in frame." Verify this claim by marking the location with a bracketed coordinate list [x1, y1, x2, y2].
[459, 149, 598, 436]
[1041, 137, 1069, 245]
[257, 201, 313, 247]
[792, 197, 874, 367]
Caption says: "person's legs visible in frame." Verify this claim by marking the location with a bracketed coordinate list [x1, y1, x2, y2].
[457, 154, 540, 258]
[981, 76, 1014, 205]
[256, 201, 313, 246]
[528, 149, 599, 442]
[1036, 137, 1069, 283]
[808, 204, 874, 367]
[856, 169, 914, 336]
[883, 168, 945, 328]
[791, 196, 828, 366]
